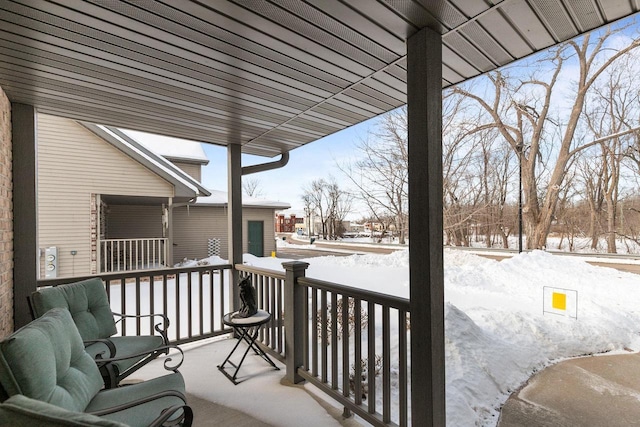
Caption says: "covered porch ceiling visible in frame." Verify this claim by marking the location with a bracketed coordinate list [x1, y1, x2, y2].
[1, 0, 637, 157]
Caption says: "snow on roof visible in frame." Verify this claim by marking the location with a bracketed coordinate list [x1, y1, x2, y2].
[196, 189, 291, 209]
[122, 130, 209, 164]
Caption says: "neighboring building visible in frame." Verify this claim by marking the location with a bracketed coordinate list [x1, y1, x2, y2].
[174, 192, 289, 263]
[37, 114, 289, 278]
[275, 212, 304, 233]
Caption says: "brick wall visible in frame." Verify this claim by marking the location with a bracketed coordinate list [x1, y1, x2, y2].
[0, 86, 13, 337]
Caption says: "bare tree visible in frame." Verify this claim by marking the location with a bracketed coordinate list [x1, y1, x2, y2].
[577, 155, 605, 249]
[301, 178, 352, 239]
[453, 27, 640, 249]
[581, 52, 640, 252]
[338, 107, 408, 244]
[242, 176, 264, 198]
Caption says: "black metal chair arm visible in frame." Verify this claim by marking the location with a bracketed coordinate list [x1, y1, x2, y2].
[148, 404, 194, 427]
[113, 312, 170, 329]
[87, 390, 192, 426]
[113, 312, 170, 345]
[94, 345, 185, 372]
[83, 338, 117, 359]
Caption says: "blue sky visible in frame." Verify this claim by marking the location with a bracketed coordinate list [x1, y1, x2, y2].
[198, 115, 380, 216]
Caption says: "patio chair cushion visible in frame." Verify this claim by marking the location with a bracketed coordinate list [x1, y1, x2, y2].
[0, 394, 128, 427]
[30, 277, 118, 340]
[0, 308, 104, 411]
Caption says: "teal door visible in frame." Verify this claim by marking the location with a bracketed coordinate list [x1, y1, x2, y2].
[248, 221, 264, 256]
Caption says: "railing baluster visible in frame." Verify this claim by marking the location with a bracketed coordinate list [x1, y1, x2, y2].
[270, 277, 276, 350]
[368, 301, 376, 415]
[120, 278, 127, 336]
[342, 296, 351, 417]
[321, 290, 328, 383]
[175, 272, 181, 341]
[331, 292, 338, 390]
[312, 287, 318, 377]
[149, 275, 155, 336]
[187, 271, 193, 338]
[264, 278, 271, 347]
[258, 274, 264, 342]
[277, 277, 283, 354]
[399, 309, 408, 427]
[302, 285, 309, 371]
[220, 269, 226, 329]
[354, 298, 362, 407]
[383, 306, 391, 423]
[199, 271, 204, 336]
[135, 276, 141, 335]
[163, 273, 168, 337]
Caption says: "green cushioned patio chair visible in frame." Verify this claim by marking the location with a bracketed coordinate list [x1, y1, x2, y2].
[29, 277, 170, 388]
[0, 308, 193, 427]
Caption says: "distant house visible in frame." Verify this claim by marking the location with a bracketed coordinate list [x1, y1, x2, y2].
[37, 114, 289, 278]
[275, 211, 305, 233]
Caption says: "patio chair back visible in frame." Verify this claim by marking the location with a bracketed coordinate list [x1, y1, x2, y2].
[0, 308, 105, 410]
[29, 277, 117, 341]
[29, 278, 169, 389]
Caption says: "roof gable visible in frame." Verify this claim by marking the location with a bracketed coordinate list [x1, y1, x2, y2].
[80, 123, 211, 200]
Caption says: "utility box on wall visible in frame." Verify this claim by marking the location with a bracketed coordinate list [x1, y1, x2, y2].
[45, 247, 58, 278]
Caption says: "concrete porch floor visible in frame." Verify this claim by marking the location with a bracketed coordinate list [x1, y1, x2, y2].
[129, 337, 363, 427]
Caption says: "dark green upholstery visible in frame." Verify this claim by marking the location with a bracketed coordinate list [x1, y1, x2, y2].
[0, 394, 128, 427]
[30, 278, 168, 388]
[0, 308, 192, 427]
[0, 307, 103, 411]
[30, 278, 118, 340]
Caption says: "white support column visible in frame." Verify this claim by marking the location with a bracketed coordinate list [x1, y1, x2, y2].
[227, 143, 242, 311]
[407, 27, 445, 426]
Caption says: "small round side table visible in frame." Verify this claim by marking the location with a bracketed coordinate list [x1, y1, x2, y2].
[217, 309, 279, 384]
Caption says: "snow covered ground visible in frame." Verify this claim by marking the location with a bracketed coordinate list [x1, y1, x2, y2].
[242, 248, 640, 426]
[307, 233, 640, 255]
[138, 248, 640, 426]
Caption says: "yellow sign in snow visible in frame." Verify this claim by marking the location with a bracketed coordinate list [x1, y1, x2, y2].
[543, 287, 578, 319]
[552, 292, 566, 310]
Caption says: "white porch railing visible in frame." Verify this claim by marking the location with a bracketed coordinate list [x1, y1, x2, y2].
[100, 238, 168, 273]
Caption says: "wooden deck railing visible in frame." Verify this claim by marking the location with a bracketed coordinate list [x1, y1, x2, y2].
[37, 261, 409, 426]
[37, 264, 233, 344]
[237, 262, 410, 427]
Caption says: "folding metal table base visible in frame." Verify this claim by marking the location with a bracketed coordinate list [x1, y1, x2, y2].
[217, 311, 279, 385]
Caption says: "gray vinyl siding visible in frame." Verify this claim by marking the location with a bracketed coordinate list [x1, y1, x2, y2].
[171, 161, 201, 182]
[106, 205, 163, 238]
[243, 208, 277, 257]
[37, 114, 174, 278]
[172, 206, 276, 264]
[172, 205, 227, 263]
